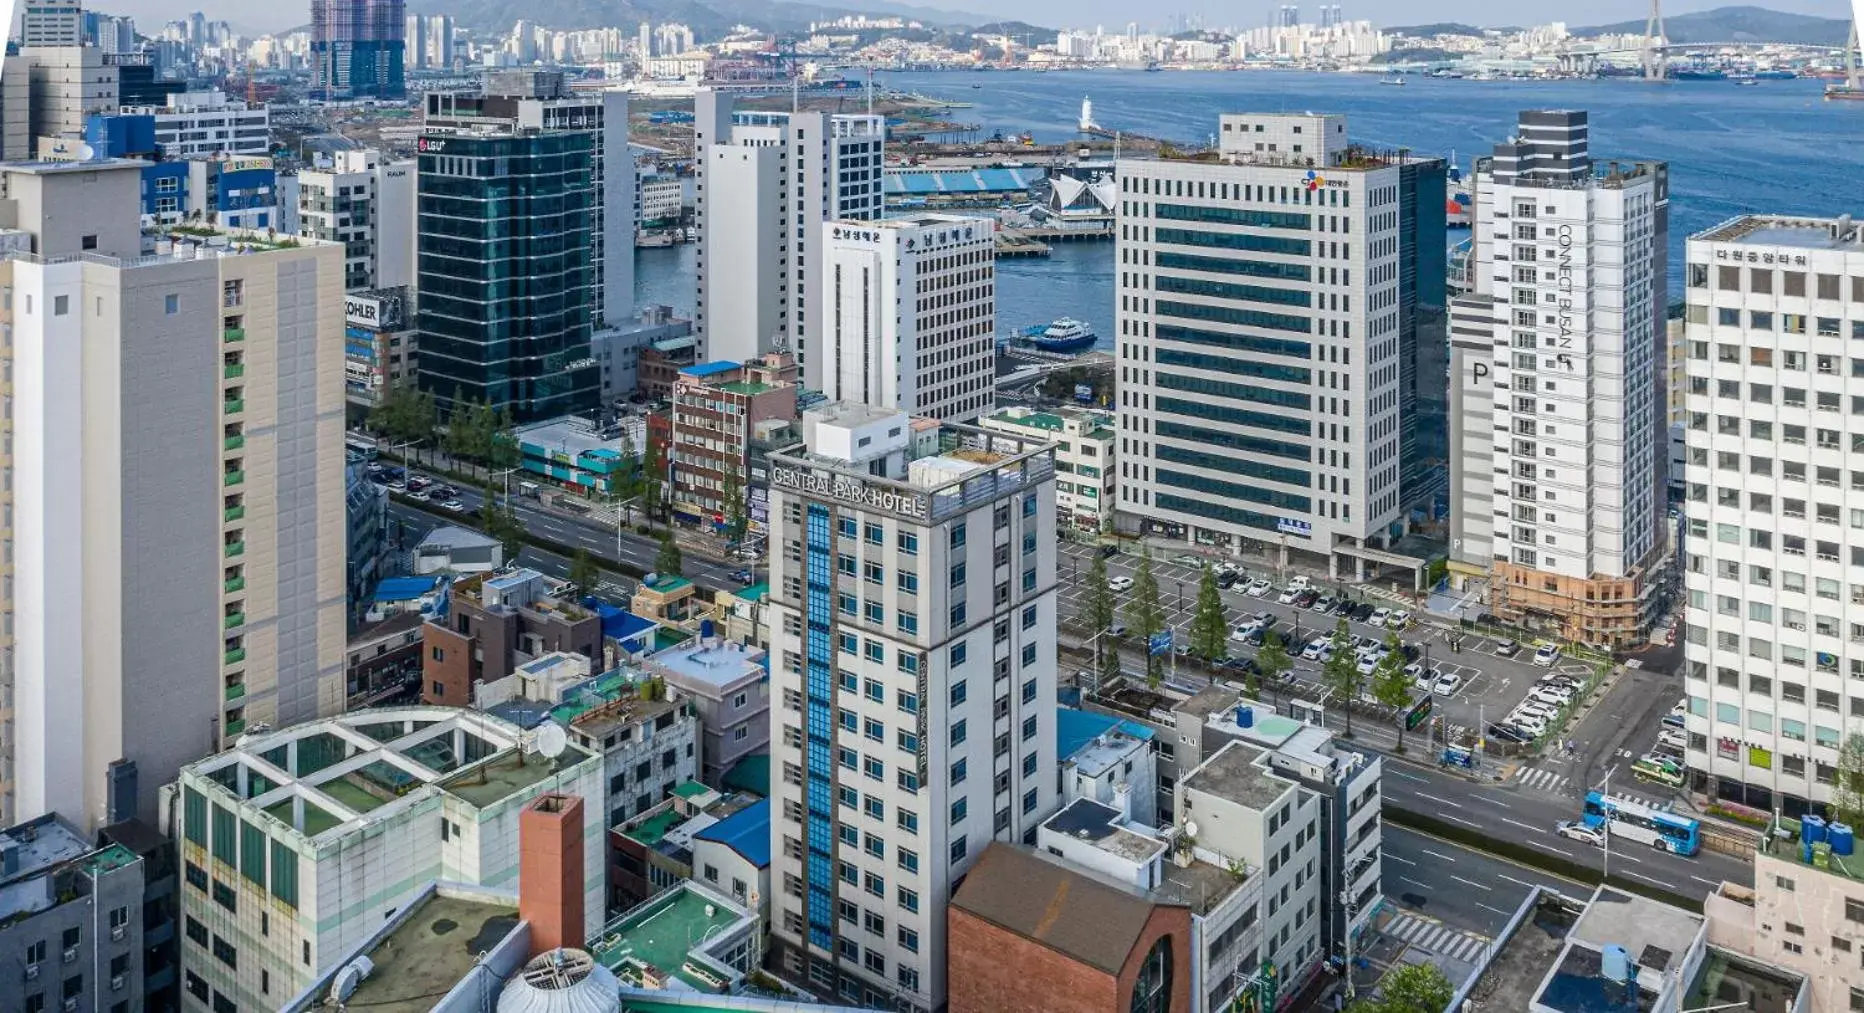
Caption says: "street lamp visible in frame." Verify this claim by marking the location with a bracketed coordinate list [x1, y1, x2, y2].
[1177, 580, 1185, 613]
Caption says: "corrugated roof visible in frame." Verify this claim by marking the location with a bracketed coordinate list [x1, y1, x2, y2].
[680, 360, 740, 378]
[372, 575, 445, 602]
[950, 843, 1164, 975]
[692, 797, 770, 868]
[1055, 706, 1154, 762]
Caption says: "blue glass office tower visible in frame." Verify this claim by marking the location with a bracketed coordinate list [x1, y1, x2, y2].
[310, 0, 406, 101]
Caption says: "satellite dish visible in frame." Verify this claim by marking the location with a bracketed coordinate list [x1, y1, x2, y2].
[534, 722, 568, 759]
[1183, 819, 1200, 839]
[76, 143, 96, 162]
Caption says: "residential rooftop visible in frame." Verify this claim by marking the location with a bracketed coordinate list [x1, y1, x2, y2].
[0, 814, 103, 923]
[181, 707, 595, 842]
[337, 888, 520, 1013]
[1044, 798, 1167, 865]
[648, 638, 766, 693]
[1469, 889, 1583, 1013]
[1181, 742, 1294, 812]
[595, 883, 755, 993]
[512, 416, 633, 463]
[1761, 816, 1864, 883]
[545, 666, 684, 735]
[983, 406, 1116, 443]
[1697, 214, 1864, 252]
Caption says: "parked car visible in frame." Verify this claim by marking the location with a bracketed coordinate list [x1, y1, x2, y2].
[1278, 587, 1300, 605]
[1515, 700, 1558, 721]
[1217, 571, 1240, 590]
[1400, 643, 1422, 662]
[1351, 603, 1376, 623]
[1529, 686, 1574, 708]
[1356, 655, 1380, 676]
[1487, 723, 1531, 745]
[1311, 596, 1335, 613]
[1107, 575, 1135, 593]
[1099, 544, 1120, 559]
[1369, 607, 1392, 628]
[1302, 639, 1330, 661]
[1432, 672, 1463, 696]
[1255, 613, 1279, 631]
[1108, 623, 1129, 639]
[1657, 727, 1687, 750]
[1533, 644, 1561, 666]
[1244, 579, 1272, 598]
[1403, 662, 1424, 680]
[1245, 627, 1281, 648]
[1388, 610, 1411, 630]
[1331, 599, 1355, 616]
[1555, 820, 1605, 846]
[1508, 714, 1549, 738]
[1231, 623, 1257, 643]
[1495, 639, 1521, 657]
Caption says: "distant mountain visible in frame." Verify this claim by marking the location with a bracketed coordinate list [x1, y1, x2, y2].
[411, 0, 993, 36]
[1573, 5, 1851, 46]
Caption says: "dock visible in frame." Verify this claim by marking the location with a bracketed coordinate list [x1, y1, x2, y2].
[994, 232, 1052, 257]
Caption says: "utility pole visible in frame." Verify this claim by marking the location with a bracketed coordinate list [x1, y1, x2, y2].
[1600, 768, 1613, 881]
[1642, 0, 1666, 82]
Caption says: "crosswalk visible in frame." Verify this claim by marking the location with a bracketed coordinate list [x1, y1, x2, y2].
[1383, 912, 1492, 964]
[1512, 766, 1571, 794]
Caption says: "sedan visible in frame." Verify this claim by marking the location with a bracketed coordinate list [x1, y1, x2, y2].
[1555, 821, 1605, 846]
[1432, 672, 1463, 696]
[1509, 715, 1549, 738]
[1533, 644, 1561, 666]
[1495, 639, 1521, 657]
[1244, 579, 1272, 598]
[1356, 656, 1380, 676]
[729, 569, 755, 584]
[1487, 723, 1531, 745]
[1217, 571, 1240, 590]
[1230, 624, 1257, 642]
[1294, 590, 1320, 608]
[1369, 607, 1392, 628]
[1277, 587, 1300, 605]
[1529, 687, 1574, 708]
[1515, 700, 1558, 721]
[439, 498, 467, 512]
[408, 488, 433, 502]
[1387, 610, 1411, 630]
[1107, 576, 1135, 593]
[1311, 596, 1335, 613]
[1657, 728, 1687, 750]
[1301, 639, 1330, 661]
[1351, 603, 1376, 622]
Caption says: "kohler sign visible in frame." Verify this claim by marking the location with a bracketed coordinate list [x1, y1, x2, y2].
[771, 466, 929, 520]
[345, 291, 407, 330]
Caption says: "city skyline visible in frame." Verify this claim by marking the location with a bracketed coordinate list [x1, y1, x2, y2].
[85, 0, 1858, 36]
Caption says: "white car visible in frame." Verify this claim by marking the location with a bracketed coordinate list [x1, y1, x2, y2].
[440, 498, 467, 512]
[1555, 821, 1605, 846]
[1403, 662, 1424, 680]
[1509, 714, 1549, 737]
[1231, 623, 1257, 642]
[1369, 607, 1391, 627]
[1356, 656, 1380, 676]
[1244, 579, 1272, 598]
[1657, 727, 1687, 750]
[1387, 610, 1411, 630]
[1533, 644, 1560, 666]
[1302, 639, 1329, 661]
[1432, 672, 1463, 696]
[1277, 587, 1300, 605]
[1515, 700, 1558, 721]
[1107, 575, 1135, 593]
[1529, 687, 1574, 708]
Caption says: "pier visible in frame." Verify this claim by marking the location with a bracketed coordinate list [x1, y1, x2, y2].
[994, 232, 1052, 257]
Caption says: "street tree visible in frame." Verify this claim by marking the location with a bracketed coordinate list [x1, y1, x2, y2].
[642, 438, 668, 525]
[721, 461, 749, 544]
[486, 406, 521, 472]
[1371, 631, 1413, 753]
[479, 480, 525, 562]
[1084, 552, 1119, 685]
[1254, 632, 1291, 700]
[1323, 617, 1362, 738]
[568, 549, 600, 594]
[368, 381, 436, 449]
[1187, 564, 1230, 663]
[1349, 962, 1454, 1013]
[655, 532, 684, 577]
[1837, 733, 1864, 828]
[1126, 551, 1167, 687]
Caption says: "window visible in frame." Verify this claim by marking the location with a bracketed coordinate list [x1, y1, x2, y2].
[1129, 937, 1174, 1013]
[897, 532, 918, 555]
[951, 798, 968, 823]
[899, 886, 921, 913]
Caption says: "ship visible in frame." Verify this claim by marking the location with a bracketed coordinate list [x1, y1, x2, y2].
[1827, 85, 1864, 101]
[1014, 318, 1098, 354]
[1754, 69, 1797, 80]
[1380, 75, 1406, 86]
[1144, 61, 1162, 72]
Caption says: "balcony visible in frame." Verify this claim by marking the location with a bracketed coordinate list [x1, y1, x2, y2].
[223, 435, 245, 451]
[223, 612, 245, 630]
[223, 363, 244, 380]
[225, 683, 246, 703]
[224, 718, 245, 736]
[223, 399, 244, 415]
[223, 506, 245, 523]
[224, 576, 245, 593]
[223, 470, 244, 487]
[224, 541, 245, 558]
[223, 647, 246, 665]
[223, 327, 245, 343]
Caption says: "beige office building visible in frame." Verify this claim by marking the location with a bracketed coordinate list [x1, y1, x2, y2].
[0, 159, 348, 829]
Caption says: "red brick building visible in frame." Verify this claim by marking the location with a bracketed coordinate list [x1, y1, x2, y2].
[948, 844, 1193, 1013]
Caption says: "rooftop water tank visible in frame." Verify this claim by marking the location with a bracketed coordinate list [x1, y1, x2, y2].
[1236, 705, 1254, 729]
[496, 949, 620, 1013]
[1600, 944, 1631, 985]
[1831, 822, 1856, 857]
[1804, 814, 1828, 844]
[700, 618, 715, 639]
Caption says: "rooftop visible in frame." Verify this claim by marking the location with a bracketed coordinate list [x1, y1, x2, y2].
[1569, 886, 1704, 981]
[1181, 742, 1292, 812]
[0, 814, 101, 923]
[339, 889, 520, 1013]
[595, 884, 754, 992]
[1057, 709, 1154, 780]
[1043, 799, 1167, 865]
[513, 417, 636, 461]
[952, 843, 1174, 976]
[181, 707, 595, 842]
[680, 360, 741, 379]
[716, 380, 774, 396]
[1470, 891, 1582, 1013]
[649, 639, 766, 693]
[416, 525, 500, 552]
[692, 798, 771, 868]
[546, 668, 683, 736]
[1697, 214, 1864, 252]
[1761, 817, 1864, 884]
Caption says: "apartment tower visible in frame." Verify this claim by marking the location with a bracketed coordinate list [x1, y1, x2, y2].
[309, 0, 407, 101]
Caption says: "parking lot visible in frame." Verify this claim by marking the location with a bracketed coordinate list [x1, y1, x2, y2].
[1057, 542, 1607, 753]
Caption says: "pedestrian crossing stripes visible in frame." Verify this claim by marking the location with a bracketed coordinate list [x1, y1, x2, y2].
[1383, 913, 1492, 964]
[1512, 767, 1571, 794]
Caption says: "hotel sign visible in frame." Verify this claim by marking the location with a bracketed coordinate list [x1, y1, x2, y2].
[771, 465, 929, 520]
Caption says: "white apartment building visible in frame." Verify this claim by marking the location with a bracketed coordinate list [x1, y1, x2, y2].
[762, 403, 1061, 1011]
[171, 707, 606, 1013]
[1116, 113, 1446, 580]
[819, 214, 995, 422]
[1450, 110, 1669, 648]
[20, 1, 84, 47]
[1681, 214, 1864, 813]
[122, 90, 271, 158]
[693, 89, 883, 383]
[982, 406, 1117, 533]
[0, 160, 348, 831]
[296, 149, 416, 292]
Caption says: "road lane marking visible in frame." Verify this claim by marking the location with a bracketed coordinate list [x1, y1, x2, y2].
[1524, 839, 1577, 859]
[1416, 792, 1464, 809]
[1422, 849, 1458, 863]
[1608, 851, 1643, 864]
[1450, 875, 1492, 892]
[1499, 817, 1542, 833]
[1399, 876, 1433, 890]
[1474, 793, 1512, 809]
[1498, 873, 1542, 889]
[1479, 903, 1515, 917]
[1442, 814, 1481, 828]
[1388, 769, 1427, 782]
[1386, 853, 1417, 866]
[1690, 875, 1721, 887]
[1621, 870, 1670, 888]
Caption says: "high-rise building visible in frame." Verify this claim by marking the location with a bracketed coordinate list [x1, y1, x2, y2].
[309, 0, 407, 101]
[1449, 110, 1668, 647]
[403, 12, 455, 71]
[819, 214, 997, 422]
[21, 0, 85, 47]
[692, 90, 883, 386]
[120, 90, 270, 158]
[0, 159, 348, 829]
[1681, 214, 1864, 814]
[296, 149, 415, 292]
[762, 403, 1061, 1011]
[1115, 113, 1446, 581]
[21, 47, 119, 147]
[638, 21, 653, 57]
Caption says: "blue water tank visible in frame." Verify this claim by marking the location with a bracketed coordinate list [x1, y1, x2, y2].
[1236, 706, 1254, 729]
[1804, 836, 1817, 864]
[1830, 822, 1856, 857]
[700, 618, 716, 639]
[1600, 944, 1631, 984]
[1804, 814, 1828, 844]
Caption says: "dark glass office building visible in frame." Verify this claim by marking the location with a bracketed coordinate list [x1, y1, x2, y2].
[415, 130, 601, 422]
[309, 0, 406, 101]
[1397, 158, 1450, 517]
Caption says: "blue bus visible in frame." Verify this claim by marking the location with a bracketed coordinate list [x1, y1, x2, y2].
[1582, 791, 1701, 856]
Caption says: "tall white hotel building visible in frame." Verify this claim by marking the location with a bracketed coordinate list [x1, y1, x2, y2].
[762, 403, 1060, 1011]
[1115, 113, 1447, 580]
[693, 89, 883, 387]
[1448, 110, 1670, 648]
[1682, 215, 1864, 814]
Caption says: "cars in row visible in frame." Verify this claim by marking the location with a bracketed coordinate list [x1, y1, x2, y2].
[1492, 670, 1584, 741]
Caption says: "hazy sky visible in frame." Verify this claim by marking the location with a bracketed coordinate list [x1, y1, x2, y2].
[85, 0, 1859, 36]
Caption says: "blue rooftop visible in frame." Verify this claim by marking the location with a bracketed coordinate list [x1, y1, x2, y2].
[680, 360, 741, 379]
[1056, 706, 1155, 763]
[692, 798, 770, 868]
[585, 602, 659, 648]
[372, 575, 445, 603]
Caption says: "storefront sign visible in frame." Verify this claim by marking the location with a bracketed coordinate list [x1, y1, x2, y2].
[771, 466, 929, 520]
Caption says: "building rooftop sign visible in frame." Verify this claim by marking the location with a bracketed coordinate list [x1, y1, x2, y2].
[768, 465, 931, 521]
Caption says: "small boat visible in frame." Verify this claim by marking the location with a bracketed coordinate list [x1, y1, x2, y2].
[1380, 75, 1406, 86]
[1018, 318, 1097, 354]
[1734, 79, 1760, 87]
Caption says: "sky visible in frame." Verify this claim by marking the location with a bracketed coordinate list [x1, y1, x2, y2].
[72, 0, 1861, 36]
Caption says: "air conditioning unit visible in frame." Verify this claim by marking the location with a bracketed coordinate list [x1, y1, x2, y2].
[112, 974, 125, 991]
[23, 963, 39, 981]
[110, 924, 127, 942]
[64, 998, 79, 1013]
[62, 946, 78, 964]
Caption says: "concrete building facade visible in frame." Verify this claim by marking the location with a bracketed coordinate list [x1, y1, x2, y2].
[0, 813, 147, 1013]
[295, 149, 415, 293]
[982, 407, 1117, 533]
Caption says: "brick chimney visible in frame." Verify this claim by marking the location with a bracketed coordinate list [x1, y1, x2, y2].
[518, 792, 585, 956]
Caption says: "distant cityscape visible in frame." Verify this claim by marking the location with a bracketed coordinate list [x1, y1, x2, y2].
[0, 1, 1861, 1013]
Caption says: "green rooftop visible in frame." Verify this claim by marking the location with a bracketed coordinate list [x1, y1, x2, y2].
[990, 409, 1064, 431]
[438, 748, 585, 809]
[1768, 817, 1864, 883]
[624, 807, 685, 846]
[734, 582, 769, 601]
[717, 381, 774, 396]
[671, 780, 712, 801]
[549, 669, 643, 725]
[82, 844, 140, 876]
[644, 575, 694, 594]
[265, 797, 342, 837]
[596, 888, 745, 992]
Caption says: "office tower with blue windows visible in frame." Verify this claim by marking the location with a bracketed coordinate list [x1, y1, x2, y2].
[310, 0, 407, 101]
[1116, 113, 1447, 582]
[762, 403, 1061, 1013]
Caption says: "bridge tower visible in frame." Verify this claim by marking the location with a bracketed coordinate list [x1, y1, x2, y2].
[1848, 17, 1861, 92]
[1641, 0, 1666, 81]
